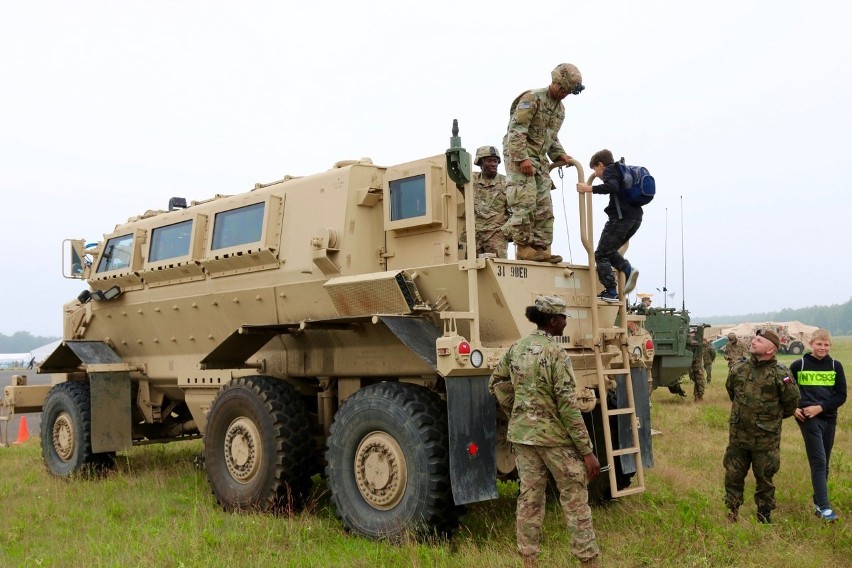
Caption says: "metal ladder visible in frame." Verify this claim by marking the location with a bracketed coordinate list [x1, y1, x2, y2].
[574, 160, 646, 498]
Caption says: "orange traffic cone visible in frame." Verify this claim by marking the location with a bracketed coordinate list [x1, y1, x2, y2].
[13, 415, 29, 444]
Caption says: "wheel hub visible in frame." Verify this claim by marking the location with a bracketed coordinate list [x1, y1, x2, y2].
[223, 417, 262, 483]
[52, 412, 75, 462]
[354, 431, 408, 510]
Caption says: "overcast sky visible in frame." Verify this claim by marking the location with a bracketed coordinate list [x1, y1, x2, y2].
[2, 1, 850, 337]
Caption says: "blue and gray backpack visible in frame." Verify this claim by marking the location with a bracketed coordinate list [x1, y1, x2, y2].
[618, 162, 655, 207]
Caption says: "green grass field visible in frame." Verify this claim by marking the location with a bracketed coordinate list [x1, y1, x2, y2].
[1, 340, 849, 567]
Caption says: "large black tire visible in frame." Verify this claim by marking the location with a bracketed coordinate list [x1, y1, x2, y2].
[326, 382, 462, 540]
[204, 376, 312, 513]
[41, 382, 108, 476]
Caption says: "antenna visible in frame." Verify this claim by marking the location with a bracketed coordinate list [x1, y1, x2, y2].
[680, 195, 686, 311]
[661, 208, 669, 308]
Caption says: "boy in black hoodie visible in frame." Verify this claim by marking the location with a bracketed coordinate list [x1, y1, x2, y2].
[791, 329, 847, 522]
[576, 149, 640, 303]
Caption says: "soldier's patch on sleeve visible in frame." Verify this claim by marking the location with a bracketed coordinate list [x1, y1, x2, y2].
[782, 375, 792, 384]
[518, 101, 531, 109]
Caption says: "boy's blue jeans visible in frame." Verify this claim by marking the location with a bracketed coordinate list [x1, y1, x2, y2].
[799, 417, 836, 509]
[595, 218, 641, 292]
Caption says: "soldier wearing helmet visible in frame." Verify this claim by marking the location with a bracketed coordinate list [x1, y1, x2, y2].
[464, 145, 510, 258]
[502, 63, 584, 264]
[722, 332, 748, 368]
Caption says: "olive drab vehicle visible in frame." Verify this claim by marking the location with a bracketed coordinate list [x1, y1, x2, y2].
[635, 306, 694, 397]
[3, 122, 654, 538]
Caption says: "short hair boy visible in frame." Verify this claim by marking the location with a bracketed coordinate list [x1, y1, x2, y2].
[576, 149, 641, 303]
[790, 329, 847, 522]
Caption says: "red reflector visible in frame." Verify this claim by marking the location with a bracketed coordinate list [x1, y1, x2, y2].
[467, 442, 478, 456]
[457, 341, 471, 355]
[645, 339, 654, 350]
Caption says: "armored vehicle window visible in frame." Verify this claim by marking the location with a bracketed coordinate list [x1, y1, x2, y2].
[149, 220, 193, 262]
[211, 202, 264, 250]
[389, 175, 426, 221]
[96, 234, 134, 273]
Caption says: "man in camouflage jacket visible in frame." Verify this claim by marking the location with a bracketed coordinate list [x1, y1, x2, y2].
[501, 63, 583, 264]
[467, 145, 509, 258]
[703, 337, 717, 383]
[489, 295, 600, 567]
[688, 332, 706, 402]
[723, 329, 800, 523]
[722, 332, 748, 368]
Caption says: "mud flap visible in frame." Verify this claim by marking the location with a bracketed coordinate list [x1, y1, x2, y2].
[90, 371, 132, 453]
[615, 367, 653, 474]
[445, 375, 498, 505]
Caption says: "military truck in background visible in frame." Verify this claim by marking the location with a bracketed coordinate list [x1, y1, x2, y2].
[2, 122, 654, 539]
[631, 305, 694, 396]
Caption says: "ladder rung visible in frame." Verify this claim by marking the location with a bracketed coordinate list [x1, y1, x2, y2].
[606, 407, 635, 416]
[600, 368, 628, 376]
[612, 447, 639, 457]
[611, 486, 646, 498]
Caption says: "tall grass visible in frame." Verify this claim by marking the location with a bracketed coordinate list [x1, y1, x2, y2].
[1, 339, 850, 567]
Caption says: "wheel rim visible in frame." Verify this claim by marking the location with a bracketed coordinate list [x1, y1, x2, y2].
[354, 431, 408, 510]
[52, 411, 76, 462]
[223, 417, 263, 484]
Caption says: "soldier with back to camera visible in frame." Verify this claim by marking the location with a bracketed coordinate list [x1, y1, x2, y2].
[703, 337, 716, 383]
[502, 63, 584, 264]
[723, 332, 747, 368]
[489, 295, 601, 567]
[723, 329, 799, 524]
[466, 145, 510, 258]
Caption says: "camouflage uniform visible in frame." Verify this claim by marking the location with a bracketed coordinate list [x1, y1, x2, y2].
[471, 171, 509, 258]
[723, 337, 748, 368]
[703, 341, 716, 383]
[723, 355, 799, 517]
[489, 303, 599, 564]
[501, 89, 568, 250]
[688, 339, 706, 401]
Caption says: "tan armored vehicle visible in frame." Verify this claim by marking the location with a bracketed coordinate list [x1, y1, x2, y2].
[4, 122, 654, 538]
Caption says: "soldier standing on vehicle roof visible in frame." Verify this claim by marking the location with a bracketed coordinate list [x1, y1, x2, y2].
[489, 295, 601, 568]
[501, 63, 584, 264]
[722, 332, 748, 368]
[466, 145, 510, 258]
[723, 329, 799, 524]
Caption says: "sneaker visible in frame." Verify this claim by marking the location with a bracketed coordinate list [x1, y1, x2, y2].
[816, 507, 838, 522]
[597, 290, 619, 303]
[624, 266, 639, 294]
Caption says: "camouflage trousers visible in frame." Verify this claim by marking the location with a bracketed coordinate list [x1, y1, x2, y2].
[476, 228, 508, 258]
[501, 171, 554, 249]
[722, 444, 781, 511]
[704, 364, 713, 383]
[690, 367, 706, 398]
[513, 443, 599, 562]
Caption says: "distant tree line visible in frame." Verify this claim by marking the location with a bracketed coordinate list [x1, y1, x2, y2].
[0, 331, 60, 352]
[699, 297, 852, 336]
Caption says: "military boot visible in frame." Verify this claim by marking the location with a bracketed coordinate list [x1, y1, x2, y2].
[521, 554, 537, 568]
[726, 509, 738, 523]
[542, 246, 563, 264]
[694, 394, 703, 402]
[757, 508, 771, 524]
[580, 556, 601, 567]
[516, 245, 546, 261]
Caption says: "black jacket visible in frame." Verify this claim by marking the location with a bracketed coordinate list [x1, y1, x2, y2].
[592, 162, 644, 221]
[790, 353, 847, 421]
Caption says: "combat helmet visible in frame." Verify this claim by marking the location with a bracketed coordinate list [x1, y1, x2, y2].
[474, 145, 501, 166]
[551, 63, 583, 93]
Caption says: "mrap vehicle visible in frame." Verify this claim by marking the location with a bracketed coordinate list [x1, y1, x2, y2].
[3, 122, 653, 539]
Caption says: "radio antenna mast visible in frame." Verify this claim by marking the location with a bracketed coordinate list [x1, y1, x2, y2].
[680, 195, 686, 311]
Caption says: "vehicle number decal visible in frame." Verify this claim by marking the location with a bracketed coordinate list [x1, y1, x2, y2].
[497, 265, 527, 278]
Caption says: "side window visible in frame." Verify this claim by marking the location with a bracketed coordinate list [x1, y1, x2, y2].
[389, 175, 426, 221]
[211, 202, 265, 250]
[149, 220, 193, 262]
[96, 234, 134, 273]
